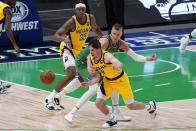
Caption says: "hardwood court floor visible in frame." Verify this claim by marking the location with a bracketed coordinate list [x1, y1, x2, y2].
[0, 82, 196, 131]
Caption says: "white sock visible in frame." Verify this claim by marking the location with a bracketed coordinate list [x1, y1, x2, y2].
[70, 107, 78, 115]
[48, 90, 57, 99]
[76, 83, 98, 108]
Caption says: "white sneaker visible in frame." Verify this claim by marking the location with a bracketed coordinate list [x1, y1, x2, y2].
[0, 81, 11, 94]
[102, 113, 117, 128]
[179, 36, 190, 54]
[44, 97, 55, 110]
[54, 98, 64, 110]
[112, 107, 131, 121]
[64, 113, 75, 123]
[147, 100, 157, 119]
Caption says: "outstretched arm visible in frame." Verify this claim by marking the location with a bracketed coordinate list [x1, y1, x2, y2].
[81, 56, 100, 88]
[4, 8, 20, 54]
[120, 40, 157, 62]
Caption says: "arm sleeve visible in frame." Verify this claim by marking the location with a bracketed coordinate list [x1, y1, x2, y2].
[127, 49, 146, 62]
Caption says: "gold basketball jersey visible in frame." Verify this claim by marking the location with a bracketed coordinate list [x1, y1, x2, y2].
[90, 50, 122, 79]
[0, 1, 10, 21]
[59, 13, 91, 58]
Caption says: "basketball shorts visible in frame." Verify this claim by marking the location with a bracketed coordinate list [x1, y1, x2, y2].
[97, 72, 134, 104]
[62, 49, 75, 71]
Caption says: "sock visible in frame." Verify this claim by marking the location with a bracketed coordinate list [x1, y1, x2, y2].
[70, 107, 78, 115]
[48, 90, 57, 99]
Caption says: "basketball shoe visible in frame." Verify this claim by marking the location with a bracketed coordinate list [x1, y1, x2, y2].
[54, 97, 64, 110]
[147, 100, 157, 119]
[112, 106, 131, 121]
[102, 113, 118, 128]
[64, 112, 75, 123]
[0, 81, 11, 94]
[44, 97, 55, 110]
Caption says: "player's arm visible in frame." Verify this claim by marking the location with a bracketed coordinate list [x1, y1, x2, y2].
[89, 14, 103, 37]
[52, 18, 74, 44]
[81, 55, 100, 88]
[104, 52, 123, 70]
[99, 37, 109, 50]
[4, 8, 20, 54]
[120, 40, 157, 62]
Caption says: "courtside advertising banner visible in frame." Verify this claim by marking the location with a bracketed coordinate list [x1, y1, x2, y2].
[0, 0, 43, 45]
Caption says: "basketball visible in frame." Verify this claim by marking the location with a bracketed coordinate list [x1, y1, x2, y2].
[40, 70, 55, 85]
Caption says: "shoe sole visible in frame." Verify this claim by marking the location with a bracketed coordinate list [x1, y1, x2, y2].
[117, 119, 131, 122]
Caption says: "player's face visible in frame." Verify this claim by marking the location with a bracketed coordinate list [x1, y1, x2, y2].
[89, 46, 100, 59]
[75, 7, 86, 19]
[111, 28, 122, 41]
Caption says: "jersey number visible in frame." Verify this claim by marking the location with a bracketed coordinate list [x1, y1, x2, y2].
[80, 33, 87, 41]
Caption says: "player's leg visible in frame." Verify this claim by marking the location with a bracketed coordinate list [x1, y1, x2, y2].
[44, 49, 76, 110]
[125, 98, 157, 119]
[64, 83, 98, 123]
[64, 65, 98, 123]
[179, 28, 196, 54]
[111, 90, 131, 121]
[96, 80, 117, 128]
[118, 73, 157, 119]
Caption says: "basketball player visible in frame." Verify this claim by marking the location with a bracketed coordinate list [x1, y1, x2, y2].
[59, 24, 155, 123]
[0, 0, 20, 92]
[62, 24, 134, 123]
[179, 28, 196, 54]
[81, 39, 157, 128]
[43, 2, 103, 110]
[0, 0, 20, 54]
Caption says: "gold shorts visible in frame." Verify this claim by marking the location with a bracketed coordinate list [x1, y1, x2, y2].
[100, 72, 134, 100]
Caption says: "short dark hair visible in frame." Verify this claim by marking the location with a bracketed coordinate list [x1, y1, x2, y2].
[112, 24, 123, 30]
[88, 39, 101, 49]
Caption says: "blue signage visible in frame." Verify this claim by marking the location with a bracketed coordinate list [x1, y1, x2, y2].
[0, 0, 43, 45]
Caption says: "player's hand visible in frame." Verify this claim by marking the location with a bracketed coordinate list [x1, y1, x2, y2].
[81, 82, 89, 88]
[146, 54, 157, 61]
[14, 45, 20, 54]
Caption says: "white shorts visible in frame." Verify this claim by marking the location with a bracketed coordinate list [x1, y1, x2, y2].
[62, 49, 75, 70]
[96, 86, 135, 105]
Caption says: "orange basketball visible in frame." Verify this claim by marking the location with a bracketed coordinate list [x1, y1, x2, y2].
[40, 70, 55, 85]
